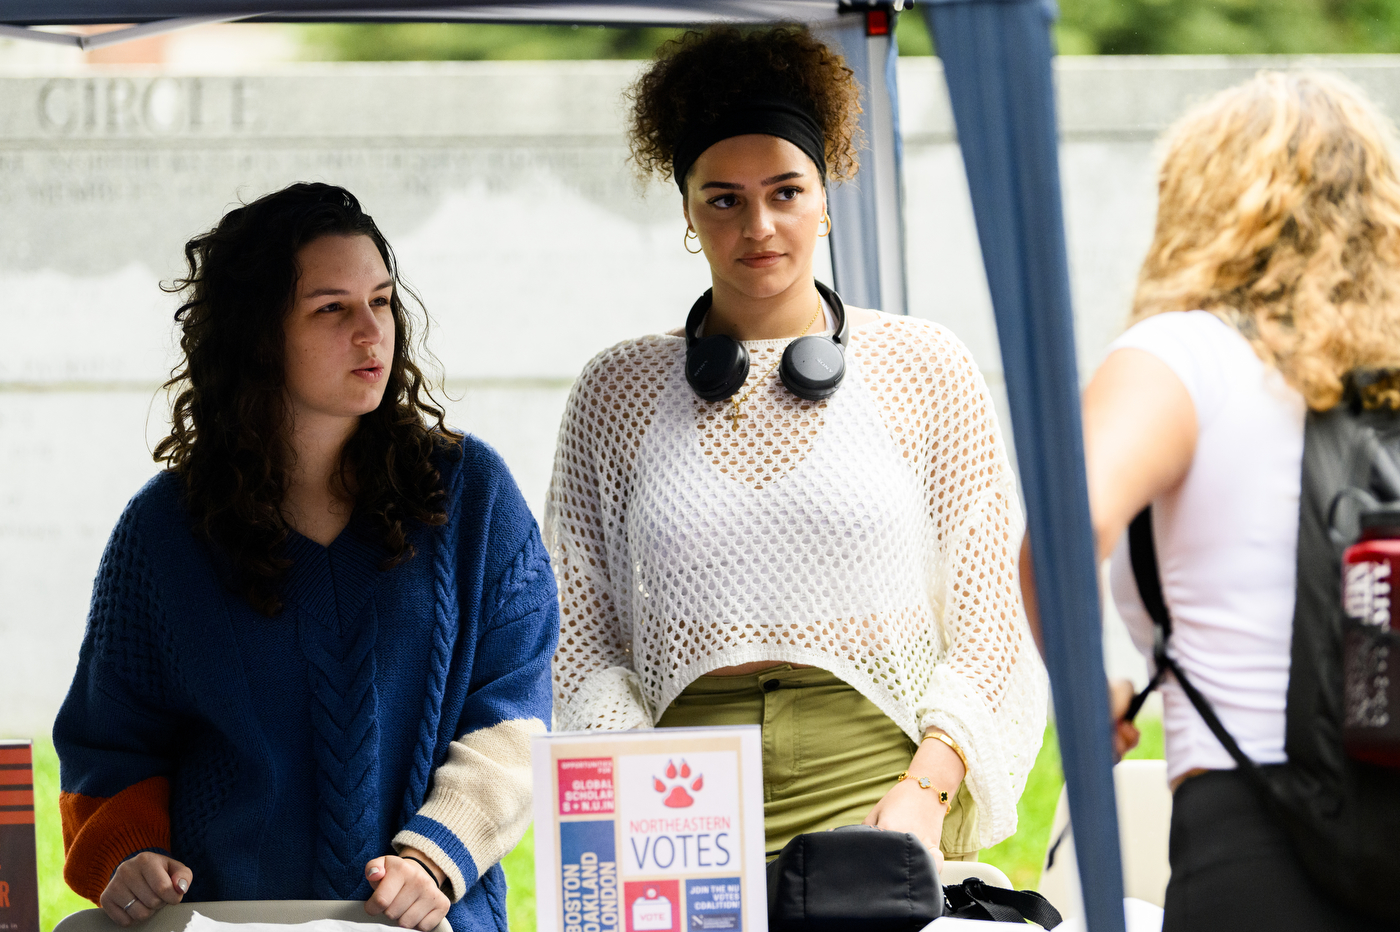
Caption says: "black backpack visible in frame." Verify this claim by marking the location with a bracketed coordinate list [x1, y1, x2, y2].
[1125, 385, 1400, 922]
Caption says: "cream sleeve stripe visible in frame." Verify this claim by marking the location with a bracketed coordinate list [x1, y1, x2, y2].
[393, 718, 545, 901]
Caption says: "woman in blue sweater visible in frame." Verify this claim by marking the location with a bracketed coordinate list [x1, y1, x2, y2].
[54, 183, 558, 932]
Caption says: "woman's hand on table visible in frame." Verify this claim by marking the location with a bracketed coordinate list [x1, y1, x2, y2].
[364, 849, 451, 932]
[100, 851, 192, 927]
[862, 729, 968, 871]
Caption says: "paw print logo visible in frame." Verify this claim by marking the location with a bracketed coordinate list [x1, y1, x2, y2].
[652, 759, 704, 808]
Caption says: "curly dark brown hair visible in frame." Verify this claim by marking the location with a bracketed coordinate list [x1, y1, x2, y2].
[626, 25, 862, 187]
[153, 182, 455, 617]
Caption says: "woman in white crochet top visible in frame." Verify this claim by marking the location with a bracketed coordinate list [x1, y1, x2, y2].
[545, 26, 1048, 861]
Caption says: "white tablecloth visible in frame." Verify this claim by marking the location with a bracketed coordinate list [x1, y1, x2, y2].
[923, 896, 1163, 931]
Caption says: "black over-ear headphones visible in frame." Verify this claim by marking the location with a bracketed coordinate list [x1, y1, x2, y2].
[684, 281, 849, 402]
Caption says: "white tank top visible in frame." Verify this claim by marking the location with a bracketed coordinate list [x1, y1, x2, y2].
[1106, 311, 1307, 782]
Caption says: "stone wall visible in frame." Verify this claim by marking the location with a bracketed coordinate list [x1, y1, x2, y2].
[6, 55, 1399, 733]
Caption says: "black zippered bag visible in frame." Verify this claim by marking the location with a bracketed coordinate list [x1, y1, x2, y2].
[765, 825, 1062, 930]
[1125, 390, 1400, 922]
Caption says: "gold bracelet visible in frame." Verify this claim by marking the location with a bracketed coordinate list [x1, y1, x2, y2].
[896, 771, 949, 805]
[922, 731, 970, 776]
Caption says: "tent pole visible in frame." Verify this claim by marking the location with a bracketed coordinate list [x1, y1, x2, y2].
[0, 24, 83, 47]
[0, 16, 258, 50]
[83, 17, 261, 50]
[815, 5, 907, 314]
[923, 1, 1128, 930]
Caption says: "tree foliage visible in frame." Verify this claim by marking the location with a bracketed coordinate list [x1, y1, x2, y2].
[294, 22, 679, 61]
[1055, 0, 1400, 54]
[297, 3, 1400, 62]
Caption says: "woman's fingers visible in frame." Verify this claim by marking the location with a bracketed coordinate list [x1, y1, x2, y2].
[365, 856, 389, 888]
[363, 857, 450, 929]
[404, 890, 450, 930]
[98, 885, 138, 927]
[396, 894, 441, 931]
[1108, 678, 1143, 761]
[136, 854, 185, 905]
[399, 894, 449, 932]
[100, 852, 192, 927]
[387, 879, 449, 928]
[1114, 719, 1142, 759]
[415, 905, 449, 932]
[1108, 678, 1137, 721]
[396, 900, 429, 930]
[169, 862, 193, 899]
[102, 876, 155, 925]
[364, 866, 404, 917]
[124, 900, 156, 924]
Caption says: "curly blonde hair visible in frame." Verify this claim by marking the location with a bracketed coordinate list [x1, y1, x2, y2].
[626, 26, 862, 187]
[1132, 70, 1400, 411]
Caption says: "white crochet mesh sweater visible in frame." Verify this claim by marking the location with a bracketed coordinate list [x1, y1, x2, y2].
[543, 311, 1048, 847]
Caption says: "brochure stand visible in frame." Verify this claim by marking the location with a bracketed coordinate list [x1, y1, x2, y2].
[532, 726, 766, 932]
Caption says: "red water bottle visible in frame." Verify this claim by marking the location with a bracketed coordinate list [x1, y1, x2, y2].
[1342, 507, 1400, 767]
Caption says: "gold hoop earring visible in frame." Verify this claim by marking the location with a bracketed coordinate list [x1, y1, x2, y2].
[818, 211, 832, 238]
[684, 227, 704, 254]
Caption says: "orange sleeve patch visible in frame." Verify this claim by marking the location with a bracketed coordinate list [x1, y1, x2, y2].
[61, 777, 171, 904]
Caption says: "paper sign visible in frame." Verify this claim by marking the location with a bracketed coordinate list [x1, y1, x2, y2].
[558, 758, 615, 815]
[0, 740, 39, 932]
[533, 726, 766, 932]
[685, 879, 742, 930]
[625, 880, 677, 932]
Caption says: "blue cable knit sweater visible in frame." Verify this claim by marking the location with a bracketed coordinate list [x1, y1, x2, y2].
[55, 436, 558, 932]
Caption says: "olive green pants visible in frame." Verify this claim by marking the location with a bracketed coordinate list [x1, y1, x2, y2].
[657, 666, 977, 858]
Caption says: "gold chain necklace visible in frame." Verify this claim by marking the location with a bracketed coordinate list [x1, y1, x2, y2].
[729, 297, 823, 431]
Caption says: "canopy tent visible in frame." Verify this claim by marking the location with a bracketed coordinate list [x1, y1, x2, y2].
[0, 2, 1127, 929]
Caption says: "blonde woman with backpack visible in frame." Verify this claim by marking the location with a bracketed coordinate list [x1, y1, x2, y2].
[1024, 72, 1400, 930]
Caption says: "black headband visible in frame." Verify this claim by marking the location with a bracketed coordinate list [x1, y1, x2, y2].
[672, 97, 828, 193]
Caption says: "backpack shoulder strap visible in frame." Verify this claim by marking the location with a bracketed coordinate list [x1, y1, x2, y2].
[943, 878, 1062, 930]
[1123, 508, 1170, 721]
[1127, 508, 1171, 642]
[1125, 508, 1268, 787]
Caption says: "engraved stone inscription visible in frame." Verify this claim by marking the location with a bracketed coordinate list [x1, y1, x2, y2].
[35, 77, 256, 136]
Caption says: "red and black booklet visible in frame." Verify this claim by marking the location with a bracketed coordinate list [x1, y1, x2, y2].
[0, 740, 39, 932]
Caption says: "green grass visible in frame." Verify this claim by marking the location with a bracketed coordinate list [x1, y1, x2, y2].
[500, 825, 535, 931]
[981, 717, 1165, 890]
[31, 720, 1162, 930]
[31, 737, 94, 931]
